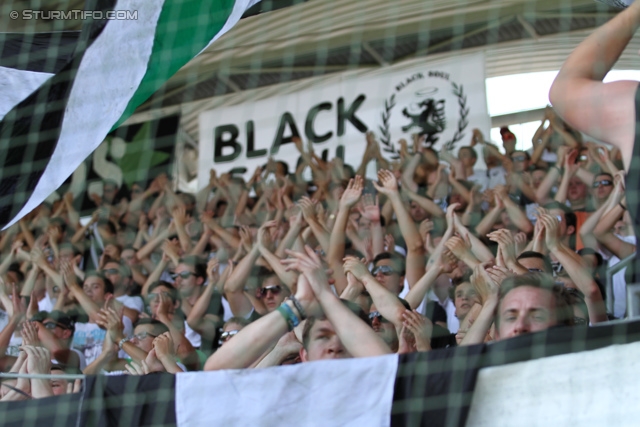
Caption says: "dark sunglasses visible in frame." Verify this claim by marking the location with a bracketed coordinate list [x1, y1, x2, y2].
[218, 330, 239, 345]
[256, 285, 282, 298]
[145, 291, 173, 303]
[592, 180, 613, 188]
[171, 271, 195, 280]
[372, 265, 396, 276]
[368, 311, 390, 323]
[43, 321, 69, 330]
[103, 268, 120, 275]
[130, 331, 158, 341]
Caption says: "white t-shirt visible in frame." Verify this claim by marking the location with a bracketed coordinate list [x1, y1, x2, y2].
[428, 290, 459, 334]
[487, 166, 507, 189]
[608, 234, 637, 319]
[72, 317, 133, 365]
[116, 295, 144, 313]
[466, 169, 489, 192]
[38, 292, 56, 313]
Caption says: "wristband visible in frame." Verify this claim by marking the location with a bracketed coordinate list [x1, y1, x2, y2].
[288, 295, 307, 320]
[118, 338, 128, 350]
[277, 302, 300, 331]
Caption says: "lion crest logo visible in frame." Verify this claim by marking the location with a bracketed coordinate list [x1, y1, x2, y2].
[378, 71, 469, 159]
[401, 97, 447, 146]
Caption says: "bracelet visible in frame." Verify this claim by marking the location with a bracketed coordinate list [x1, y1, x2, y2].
[118, 338, 128, 350]
[288, 295, 307, 320]
[276, 302, 300, 331]
[619, 202, 627, 210]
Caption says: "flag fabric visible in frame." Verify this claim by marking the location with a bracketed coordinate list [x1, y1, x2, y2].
[2, 319, 640, 427]
[0, 0, 262, 229]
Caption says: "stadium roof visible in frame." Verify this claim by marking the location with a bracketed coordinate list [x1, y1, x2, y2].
[5, 0, 639, 143]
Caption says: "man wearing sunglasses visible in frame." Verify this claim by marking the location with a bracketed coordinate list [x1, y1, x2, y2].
[255, 275, 290, 313]
[172, 257, 224, 355]
[591, 172, 615, 208]
[371, 253, 406, 296]
[30, 310, 86, 371]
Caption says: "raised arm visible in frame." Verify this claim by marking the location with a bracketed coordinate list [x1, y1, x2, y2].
[549, 3, 640, 170]
[327, 176, 363, 295]
[205, 273, 317, 370]
[539, 214, 607, 324]
[283, 247, 391, 358]
[373, 170, 425, 287]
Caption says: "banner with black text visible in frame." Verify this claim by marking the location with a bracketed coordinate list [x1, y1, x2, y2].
[198, 53, 490, 186]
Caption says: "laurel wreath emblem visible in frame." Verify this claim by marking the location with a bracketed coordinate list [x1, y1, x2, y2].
[379, 94, 399, 159]
[379, 82, 469, 156]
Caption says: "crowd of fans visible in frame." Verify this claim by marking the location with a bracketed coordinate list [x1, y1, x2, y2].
[0, 104, 636, 401]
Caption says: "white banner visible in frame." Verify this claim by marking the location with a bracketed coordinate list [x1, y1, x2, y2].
[198, 52, 490, 187]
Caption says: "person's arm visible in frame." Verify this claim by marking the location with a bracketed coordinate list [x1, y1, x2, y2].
[30, 321, 80, 368]
[539, 214, 608, 324]
[21, 346, 53, 399]
[256, 222, 298, 289]
[327, 176, 363, 295]
[487, 229, 529, 275]
[141, 255, 170, 298]
[444, 235, 480, 269]
[223, 245, 261, 317]
[275, 211, 304, 259]
[205, 273, 317, 370]
[401, 153, 422, 192]
[474, 195, 504, 237]
[152, 333, 184, 374]
[298, 197, 330, 253]
[453, 215, 494, 263]
[186, 258, 226, 337]
[30, 245, 63, 289]
[153, 294, 197, 368]
[61, 263, 101, 323]
[440, 149, 466, 180]
[496, 186, 534, 234]
[343, 257, 406, 329]
[373, 170, 425, 287]
[580, 180, 620, 250]
[403, 188, 445, 218]
[460, 264, 500, 346]
[255, 331, 303, 368]
[549, 3, 640, 171]
[284, 247, 392, 358]
[83, 332, 120, 375]
[358, 194, 385, 258]
[171, 206, 193, 253]
[530, 124, 552, 166]
[594, 198, 636, 259]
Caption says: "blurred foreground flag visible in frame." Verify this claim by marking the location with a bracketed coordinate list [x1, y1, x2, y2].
[0, 0, 266, 229]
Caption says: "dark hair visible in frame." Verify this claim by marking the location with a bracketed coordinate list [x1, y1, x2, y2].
[147, 281, 180, 303]
[134, 318, 170, 336]
[302, 299, 370, 349]
[577, 248, 604, 268]
[560, 287, 589, 323]
[224, 317, 251, 329]
[496, 273, 573, 328]
[179, 255, 207, 279]
[7, 263, 25, 283]
[59, 242, 82, 257]
[372, 252, 406, 276]
[517, 251, 554, 274]
[84, 271, 114, 295]
[458, 146, 478, 160]
[543, 201, 572, 215]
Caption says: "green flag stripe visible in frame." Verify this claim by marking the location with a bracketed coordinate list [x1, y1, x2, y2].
[112, 0, 237, 130]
